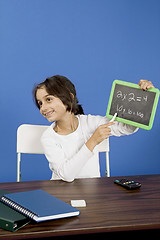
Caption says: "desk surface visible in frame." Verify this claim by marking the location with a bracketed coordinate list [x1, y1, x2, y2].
[0, 175, 160, 239]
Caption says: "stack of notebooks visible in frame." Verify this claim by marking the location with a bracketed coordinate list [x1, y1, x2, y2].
[0, 189, 80, 232]
[0, 190, 30, 232]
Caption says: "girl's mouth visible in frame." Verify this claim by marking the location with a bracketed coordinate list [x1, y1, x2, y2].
[44, 110, 54, 118]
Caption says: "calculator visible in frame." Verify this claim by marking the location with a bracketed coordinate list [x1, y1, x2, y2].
[114, 178, 141, 190]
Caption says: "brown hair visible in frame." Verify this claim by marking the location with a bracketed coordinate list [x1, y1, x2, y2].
[33, 75, 84, 115]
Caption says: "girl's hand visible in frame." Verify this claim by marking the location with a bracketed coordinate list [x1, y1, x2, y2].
[86, 122, 114, 152]
[139, 79, 154, 90]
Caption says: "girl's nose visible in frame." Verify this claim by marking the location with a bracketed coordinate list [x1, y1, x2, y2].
[40, 102, 48, 113]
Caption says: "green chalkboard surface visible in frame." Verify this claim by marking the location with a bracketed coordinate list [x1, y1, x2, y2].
[106, 80, 159, 130]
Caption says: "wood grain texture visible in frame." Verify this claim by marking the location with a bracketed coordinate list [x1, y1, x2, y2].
[0, 175, 160, 239]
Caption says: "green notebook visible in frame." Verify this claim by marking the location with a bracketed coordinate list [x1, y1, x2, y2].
[0, 190, 30, 232]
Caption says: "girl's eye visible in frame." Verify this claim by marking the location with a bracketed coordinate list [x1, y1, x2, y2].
[47, 97, 52, 102]
[38, 101, 42, 107]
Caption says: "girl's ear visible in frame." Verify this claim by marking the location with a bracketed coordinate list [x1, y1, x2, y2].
[69, 93, 75, 113]
[70, 92, 74, 100]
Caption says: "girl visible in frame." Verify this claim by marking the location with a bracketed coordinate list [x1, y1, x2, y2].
[33, 76, 154, 182]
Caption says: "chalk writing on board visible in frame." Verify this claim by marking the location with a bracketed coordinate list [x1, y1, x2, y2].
[107, 80, 159, 130]
[116, 104, 144, 119]
[116, 91, 148, 102]
[109, 84, 156, 126]
[115, 90, 148, 119]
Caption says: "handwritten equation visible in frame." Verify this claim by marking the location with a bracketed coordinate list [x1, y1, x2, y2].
[117, 91, 148, 102]
[108, 81, 158, 129]
[116, 90, 148, 119]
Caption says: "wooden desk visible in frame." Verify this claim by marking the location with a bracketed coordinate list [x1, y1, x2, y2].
[0, 175, 160, 239]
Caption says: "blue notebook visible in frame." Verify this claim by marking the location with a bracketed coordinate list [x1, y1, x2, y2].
[0, 189, 80, 222]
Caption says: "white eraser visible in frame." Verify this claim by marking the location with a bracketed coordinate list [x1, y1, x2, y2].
[71, 200, 86, 207]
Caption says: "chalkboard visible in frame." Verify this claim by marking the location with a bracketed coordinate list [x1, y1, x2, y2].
[106, 80, 159, 130]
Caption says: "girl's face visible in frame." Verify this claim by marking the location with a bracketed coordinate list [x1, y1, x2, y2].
[36, 87, 67, 122]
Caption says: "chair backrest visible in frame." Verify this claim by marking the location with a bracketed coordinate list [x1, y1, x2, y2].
[96, 138, 110, 177]
[16, 124, 110, 181]
[96, 138, 109, 152]
[17, 124, 109, 154]
[17, 124, 49, 154]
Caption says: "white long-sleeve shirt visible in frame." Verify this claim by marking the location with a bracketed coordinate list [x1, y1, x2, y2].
[41, 114, 138, 182]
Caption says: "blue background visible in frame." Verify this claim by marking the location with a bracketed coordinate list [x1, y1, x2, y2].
[0, 0, 160, 182]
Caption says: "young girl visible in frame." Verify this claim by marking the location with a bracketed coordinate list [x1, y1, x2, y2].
[33, 76, 154, 182]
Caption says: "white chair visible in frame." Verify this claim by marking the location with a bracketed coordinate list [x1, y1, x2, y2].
[17, 124, 48, 182]
[97, 138, 110, 177]
[17, 124, 110, 182]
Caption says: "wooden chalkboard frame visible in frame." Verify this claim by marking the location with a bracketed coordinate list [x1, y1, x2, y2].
[106, 80, 159, 130]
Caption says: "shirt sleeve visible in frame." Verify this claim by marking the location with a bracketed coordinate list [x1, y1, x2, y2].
[85, 114, 138, 137]
[110, 121, 139, 136]
[41, 132, 94, 182]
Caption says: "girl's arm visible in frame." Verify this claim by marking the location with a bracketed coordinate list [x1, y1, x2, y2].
[86, 79, 154, 152]
[41, 135, 94, 182]
[86, 122, 114, 152]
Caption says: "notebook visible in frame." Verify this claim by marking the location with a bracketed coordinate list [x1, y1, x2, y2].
[0, 189, 80, 223]
[0, 190, 30, 232]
